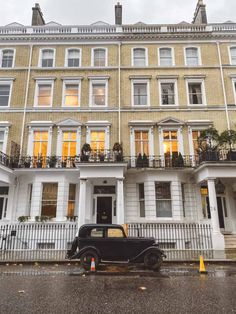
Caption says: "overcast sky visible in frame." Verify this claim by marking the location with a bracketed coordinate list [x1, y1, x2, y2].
[1, 0, 235, 26]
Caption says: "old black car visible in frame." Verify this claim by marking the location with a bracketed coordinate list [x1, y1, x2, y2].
[67, 224, 166, 271]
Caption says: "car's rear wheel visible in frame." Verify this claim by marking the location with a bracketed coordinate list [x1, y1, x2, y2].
[80, 250, 99, 271]
[144, 251, 163, 271]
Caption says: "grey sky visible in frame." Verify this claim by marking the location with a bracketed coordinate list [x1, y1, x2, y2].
[1, 0, 235, 26]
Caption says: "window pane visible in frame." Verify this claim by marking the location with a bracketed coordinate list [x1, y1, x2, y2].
[0, 85, 10, 107]
[155, 182, 172, 217]
[134, 83, 147, 106]
[155, 182, 171, 199]
[159, 48, 172, 66]
[64, 84, 79, 106]
[38, 84, 52, 107]
[94, 49, 105, 66]
[188, 83, 202, 104]
[92, 84, 105, 106]
[2, 50, 14, 68]
[41, 183, 58, 217]
[90, 131, 105, 152]
[67, 49, 80, 67]
[41, 50, 54, 67]
[161, 83, 175, 105]
[230, 47, 236, 65]
[156, 200, 172, 217]
[133, 48, 146, 66]
[186, 48, 199, 66]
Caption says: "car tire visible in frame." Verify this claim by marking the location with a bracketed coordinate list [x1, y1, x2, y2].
[144, 251, 163, 271]
[80, 250, 99, 271]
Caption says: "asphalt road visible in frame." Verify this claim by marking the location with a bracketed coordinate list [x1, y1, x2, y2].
[0, 264, 236, 314]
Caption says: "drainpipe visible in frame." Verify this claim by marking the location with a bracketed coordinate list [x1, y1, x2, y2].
[19, 41, 33, 157]
[118, 41, 121, 143]
[216, 41, 230, 130]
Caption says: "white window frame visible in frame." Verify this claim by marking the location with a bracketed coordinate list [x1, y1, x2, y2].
[158, 79, 179, 106]
[86, 126, 110, 152]
[38, 48, 56, 68]
[62, 80, 81, 107]
[0, 48, 15, 68]
[91, 47, 108, 67]
[56, 127, 81, 157]
[0, 80, 13, 108]
[184, 46, 201, 66]
[228, 46, 236, 65]
[130, 126, 154, 158]
[155, 181, 173, 219]
[158, 47, 175, 66]
[131, 79, 150, 107]
[185, 78, 206, 106]
[27, 126, 52, 157]
[131, 47, 148, 67]
[89, 79, 108, 107]
[34, 80, 54, 108]
[65, 48, 82, 67]
[0, 126, 9, 154]
[158, 126, 184, 157]
[232, 78, 236, 105]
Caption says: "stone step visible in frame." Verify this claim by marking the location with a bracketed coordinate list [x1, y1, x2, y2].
[224, 235, 236, 249]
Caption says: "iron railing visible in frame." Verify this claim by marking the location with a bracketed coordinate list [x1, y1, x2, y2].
[0, 222, 213, 261]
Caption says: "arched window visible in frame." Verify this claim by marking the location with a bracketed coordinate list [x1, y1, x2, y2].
[185, 47, 200, 66]
[67, 49, 81, 67]
[40, 49, 55, 67]
[159, 48, 173, 66]
[92, 48, 107, 66]
[133, 48, 147, 66]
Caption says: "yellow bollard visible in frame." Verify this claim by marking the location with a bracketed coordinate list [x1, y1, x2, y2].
[199, 255, 207, 274]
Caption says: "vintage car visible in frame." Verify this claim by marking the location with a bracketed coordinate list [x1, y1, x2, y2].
[67, 224, 166, 271]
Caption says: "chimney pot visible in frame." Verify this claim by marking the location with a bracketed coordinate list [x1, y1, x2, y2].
[115, 3, 122, 25]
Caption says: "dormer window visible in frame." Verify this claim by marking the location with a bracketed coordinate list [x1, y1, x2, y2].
[132, 48, 147, 66]
[185, 47, 200, 66]
[66, 49, 81, 67]
[92, 48, 107, 67]
[1, 49, 14, 68]
[40, 49, 55, 68]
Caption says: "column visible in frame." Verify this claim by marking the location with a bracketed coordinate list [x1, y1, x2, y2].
[207, 179, 225, 251]
[56, 179, 69, 221]
[78, 179, 87, 227]
[116, 178, 124, 224]
[30, 181, 42, 219]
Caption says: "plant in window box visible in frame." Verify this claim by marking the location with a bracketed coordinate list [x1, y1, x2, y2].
[49, 154, 57, 168]
[172, 152, 184, 167]
[66, 215, 78, 222]
[81, 143, 91, 161]
[36, 155, 43, 168]
[136, 153, 143, 167]
[99, 152, 105, 162]
[18, 216, 29, 223]
[219, 130, 236, 161]
[142, 153, 149, 167]
[24, 155, 31, 168]
[112, 142, 123, 161]
[197, 127, 220, 162]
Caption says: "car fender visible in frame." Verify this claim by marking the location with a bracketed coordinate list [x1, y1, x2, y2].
[129, 246, 166, 263]
[72, 246, 101, 260]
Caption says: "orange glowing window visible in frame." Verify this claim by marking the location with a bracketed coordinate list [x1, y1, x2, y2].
[135, 131, 149, 156]
[62, 132, 77, 157]
[64, 84, 79, 107]
[163, 130, 178, 155]
[33, 131, 48, 157]
[90, 131, 105, 152]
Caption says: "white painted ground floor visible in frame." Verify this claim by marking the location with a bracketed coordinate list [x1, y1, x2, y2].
[1, 162, 236, 250]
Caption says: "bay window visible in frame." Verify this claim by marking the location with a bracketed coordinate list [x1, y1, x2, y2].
[155, 182, 172, 217]
[41, 183, 58, 217]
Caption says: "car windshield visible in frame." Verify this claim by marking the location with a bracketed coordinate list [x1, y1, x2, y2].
[107, 228, 124, 238]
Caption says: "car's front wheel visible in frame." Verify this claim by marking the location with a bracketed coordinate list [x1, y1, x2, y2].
[144, 251, 163, 271]
[80, 250, 99, 271]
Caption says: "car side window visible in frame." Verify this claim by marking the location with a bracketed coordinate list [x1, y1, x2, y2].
[107, 228, 124, 238]
[90, 228, 104, 238]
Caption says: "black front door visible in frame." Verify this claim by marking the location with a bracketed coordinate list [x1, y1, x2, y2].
[217, 197, 225, 229]
[97, 197, 112, 224]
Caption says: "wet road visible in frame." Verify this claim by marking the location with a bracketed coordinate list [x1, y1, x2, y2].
[0, 264, 236, 314]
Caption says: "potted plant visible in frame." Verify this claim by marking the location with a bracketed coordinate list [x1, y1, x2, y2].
[219, 130, 236, 161]
[99, 152, 105, 162]
[81, 143, 91, 161]
[172, 152, 184, 167]
[18, 216, 29, 223]
[49, 154, 57, 168]
[113, 142, 123, 162]
[198, 127, 220, 162]
[24, 155, 31, 168]
[36, 155, 43, 168]
[136, 153, 143, 167]
[142, 153, 149, 167]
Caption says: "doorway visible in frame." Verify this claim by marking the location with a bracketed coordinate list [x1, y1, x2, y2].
[217, 196, 227, 230]
[96, 196, 112, 224]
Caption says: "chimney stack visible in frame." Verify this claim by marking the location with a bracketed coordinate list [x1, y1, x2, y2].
[115, 3, 122, 25]
[192, 0, 207, 24]
[32, 3, 45, 26]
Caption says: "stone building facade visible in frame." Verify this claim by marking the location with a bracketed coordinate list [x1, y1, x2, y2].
[1, 1, 236, 251]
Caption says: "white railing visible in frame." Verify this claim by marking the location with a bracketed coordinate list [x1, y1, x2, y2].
[1, 23, 236, 36]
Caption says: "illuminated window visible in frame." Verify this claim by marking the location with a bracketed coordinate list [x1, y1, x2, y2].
[192, 130, 201, 155]
[1, 49, 14, 68]
[155, 182, 172, 217]
[160, 82, 176, 105]
[93, 48, 106, 66]
[135, 131, 149, 156]
[230, 47, 236, 65]
[41, 183, 58, 217]
[133, 82, 148, 106]
[36, 83, 53, 107]
[67, 184, 76, 217]
[91, 82, 106, 106]
[62, 132, 77, 157]
[40, 49, 54, 67]
[90, 131, 105, 152]
[163, 130, 178, 155]
[67, 49, 80, 67]
[185, 47, 200, 66]
[159, 48, 173, 66]
[133, 48, 147, 66]
[0, 83, 11, 107]
[63, 83, 79, 107]
[33, 131, 48, 157]
[200, 187, 211, 219]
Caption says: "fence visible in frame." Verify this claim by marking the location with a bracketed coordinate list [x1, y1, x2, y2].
[0, 222, 213, 262]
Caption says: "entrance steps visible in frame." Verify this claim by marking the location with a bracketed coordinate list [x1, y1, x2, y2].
[224, 234, 236, 250]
